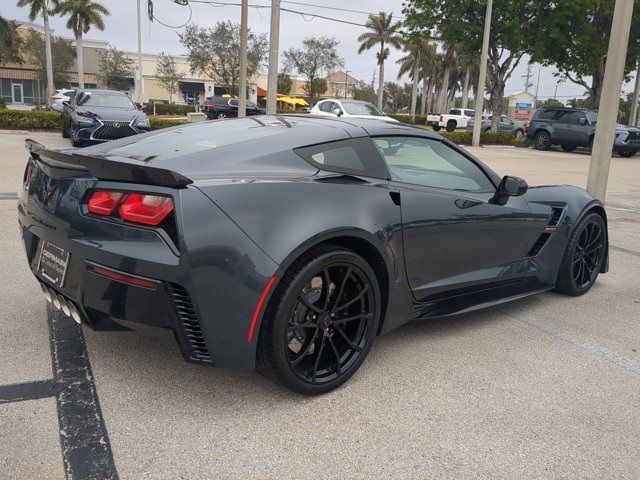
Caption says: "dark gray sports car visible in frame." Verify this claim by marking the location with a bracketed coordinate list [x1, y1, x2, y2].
[19, 116, 609, 394]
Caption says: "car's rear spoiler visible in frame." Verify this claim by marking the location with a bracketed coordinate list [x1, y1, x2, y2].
[25, 139, 193, 188]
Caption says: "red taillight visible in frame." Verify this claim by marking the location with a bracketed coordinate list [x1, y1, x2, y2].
[119, 193, 174, 226]
[23, 163, 34, 186]
[91, 265, 156, 289]
[50, 96, 62, 100]
[87, 190, 124, 215]
[440, 115, 444, 122]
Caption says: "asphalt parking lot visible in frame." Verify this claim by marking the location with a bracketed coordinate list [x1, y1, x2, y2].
[1, 130, 639, 479]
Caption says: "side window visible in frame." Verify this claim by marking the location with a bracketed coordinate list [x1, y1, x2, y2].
[501, 116, 513, 124]
[536, 109, 556, 120]
[554, 111, 572, 123]
[319, 101, 331, 112]
[295, 138, 389, 178]
[464, 110, 475, 117]
[373, 136, 495, 192]
[570, 112, 586, 125]
[450, 109, 461, 116]
[228, 98, 238, 107]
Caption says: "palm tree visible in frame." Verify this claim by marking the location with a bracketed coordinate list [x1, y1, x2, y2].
[16, 0, 56, 97]
[418, 43, 438, 115]
[397, 37, 432, 120]
[56, 0, 109, 89]
[357, 12, 403, 109]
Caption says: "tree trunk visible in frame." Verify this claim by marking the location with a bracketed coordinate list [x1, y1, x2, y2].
[76, 32, 85, 89]
[461, 67, 470, 109]
[425, 79, 432, 114]
[588, 60, 606, 109]
[377, 42, 385, 109]
[411, 58, 419, 120]
[420, 73, 428, 116]
[490, 77, 505, 132]
[42, 8, 54, 97]
[440, 65, 450, 113]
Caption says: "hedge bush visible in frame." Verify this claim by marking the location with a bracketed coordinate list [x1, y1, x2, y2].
[0, 110, 61, 130]
[439, 131, 531, 147]
[389, 114, 427, 125]
[149, 116, 188, 129]
[144, 103, 196, 116]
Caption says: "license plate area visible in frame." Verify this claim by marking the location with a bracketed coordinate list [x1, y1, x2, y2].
[37, 241, 70, 287]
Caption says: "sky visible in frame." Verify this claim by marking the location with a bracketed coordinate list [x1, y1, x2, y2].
[4, 0, 637, 102]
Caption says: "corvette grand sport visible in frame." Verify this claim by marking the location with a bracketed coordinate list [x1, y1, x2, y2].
[18, 116, 608, 394]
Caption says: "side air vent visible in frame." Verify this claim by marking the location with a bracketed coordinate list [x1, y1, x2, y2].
[527, 207, 565, 257]
[169, 284, 211, 363]
[548, 207, 564, 227]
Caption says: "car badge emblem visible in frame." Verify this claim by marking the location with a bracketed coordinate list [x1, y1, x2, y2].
[113, 123, 120, 128]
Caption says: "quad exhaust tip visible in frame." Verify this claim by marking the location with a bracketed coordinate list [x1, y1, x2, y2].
[42, 283, 81, 324]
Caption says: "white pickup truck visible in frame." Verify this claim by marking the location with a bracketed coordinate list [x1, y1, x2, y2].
[426, 108, 476, 132]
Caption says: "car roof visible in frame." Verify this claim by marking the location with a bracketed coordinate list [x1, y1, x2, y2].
[76, 89, 129, 96]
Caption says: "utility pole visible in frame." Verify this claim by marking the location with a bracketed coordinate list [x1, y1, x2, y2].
[521, 64, 534, 93]
[534, 66, 541, 106]
[587, 0, 635, 201]
[472, 0, 492, 148]
[630, 59, 640, 126]
[344, 70, 350, 99]
[238, 0, 248, 118]
[136, 0, 144, 105]
[43, 1, 54, 98]
[266, 0, 281, 114]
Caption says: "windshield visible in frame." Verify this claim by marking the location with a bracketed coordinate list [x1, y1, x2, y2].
[77, 93, 135, 109]
[341, 101, 385, 116]
[586, 110, 597, 124]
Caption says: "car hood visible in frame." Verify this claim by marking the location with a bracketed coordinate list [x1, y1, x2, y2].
[344, 114, 399, 122]
[615, 123, 640, 133]
[75, 106, 147, 123]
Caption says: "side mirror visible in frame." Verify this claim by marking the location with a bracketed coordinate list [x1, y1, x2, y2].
[62, 101, 70, 108]
[492, 175, 528, 205]
[139, 105, 146, 112]
[579, 117, 587, 125]
[332, 108, 342, 117]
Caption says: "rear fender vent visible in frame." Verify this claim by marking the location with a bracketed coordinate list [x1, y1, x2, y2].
[169, 284, 211, 363]
[527, 207, 565, 257]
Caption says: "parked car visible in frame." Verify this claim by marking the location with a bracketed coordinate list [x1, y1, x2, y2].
[203, 97, 265, 119]
[465, 114, 525, 137]
[47, 88, 75, 112]
[527, 107, 640, 157]
[61, 89, 150, 147]
[21, 116, 608, 394]
[309, 99, 399, 122]
[427, 108, 475, 132]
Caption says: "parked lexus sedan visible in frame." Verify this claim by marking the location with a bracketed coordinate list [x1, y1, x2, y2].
[203, 97, 265, 119]
[465, 114, 525, 137]
[61, 89, 150, 147]
[20, 116, 608, 394]
[310, 99, 399, 122]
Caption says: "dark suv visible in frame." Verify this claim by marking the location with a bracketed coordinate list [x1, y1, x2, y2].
[203, 97, 264, 119]
[527, 107, 640, 157]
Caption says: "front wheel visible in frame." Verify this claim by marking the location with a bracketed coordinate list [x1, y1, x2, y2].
[555, 212, 607, 296]
[216, 112, 228, 119]
[432, 125, 441, 132]
[534, 130, 552, 150]
[258, 245, 381, 394]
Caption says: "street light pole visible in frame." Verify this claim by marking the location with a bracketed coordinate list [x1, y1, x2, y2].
[238, 0, 248, 118]
[344, 70, 350, 99]
[587, 0, 635, 201]
[630, 59, 640, 126]
[472, 0, 493, 148]
[266, 0, 281, 115]
[136, 0, 144, 105]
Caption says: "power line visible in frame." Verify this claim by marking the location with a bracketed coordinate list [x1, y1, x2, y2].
[280, 1, 405, 20]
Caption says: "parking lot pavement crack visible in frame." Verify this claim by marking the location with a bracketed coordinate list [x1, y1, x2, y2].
[0, 192, 18, 200]
[48, 306, 119, 480]
[0, 379, 60, 404]
[503, 309, 640, 377]
[610, 245, 640, 257]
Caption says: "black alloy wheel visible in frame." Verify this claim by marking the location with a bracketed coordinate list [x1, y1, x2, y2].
[216, 112, 228, 119]
[556, 213, 607, 296]
[561, 145, 577, 152]
[534, 130, 551, 150]
[514, 129, 524, 138]
[258, 245, 380, 394]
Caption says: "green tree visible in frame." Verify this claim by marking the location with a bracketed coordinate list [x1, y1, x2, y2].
[282, 36, 343, 105]
[404, 0, 534, 131]
[277, 72, 292, 94]
[155, 52, 185, 103]
[357, 12, 403, 109]
[352, 83, 378, 104]
[55, 0, 109, 89]
[23, 29, 75, 89]
[97, 46, 133, 91]
[0, 15, 24, 65]
[16, 0, 57, 96]
[397, 36, 432, 119]
[179, 22, 267, 95]
[536, 98, 564, 108]
[529, 1, 640, 108]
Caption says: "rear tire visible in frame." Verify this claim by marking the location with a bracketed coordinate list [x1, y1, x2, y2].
[446, 120, 457, 132]
[61, 121, 70, 138]
[534, 130, 551, 150]
[432, 125, 441, 132]
[257, 244, 381, 394]
[216, 112, 228, 119]
[555, 212, 607, 296]
[561, 145, 577, 152]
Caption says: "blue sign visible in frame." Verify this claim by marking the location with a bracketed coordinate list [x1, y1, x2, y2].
[516, 101, 533, 109]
